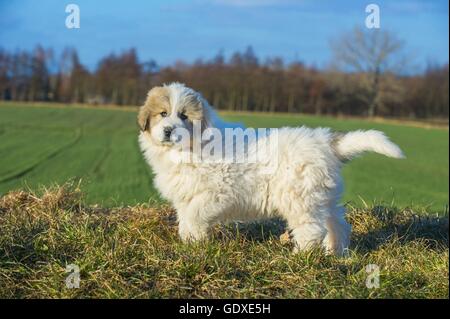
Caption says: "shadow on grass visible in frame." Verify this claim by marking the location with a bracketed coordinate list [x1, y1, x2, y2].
[349, 206, 449, 253]
[220, 218, 288, 242]
[215, 206, 449, 252]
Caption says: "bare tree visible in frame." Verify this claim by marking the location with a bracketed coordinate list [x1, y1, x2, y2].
[331, 27, 406, 117]
[0, 45, 447, 119]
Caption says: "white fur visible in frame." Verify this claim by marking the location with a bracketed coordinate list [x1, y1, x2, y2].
[139, 83, 404, 256]
[335, 130, 405, 160]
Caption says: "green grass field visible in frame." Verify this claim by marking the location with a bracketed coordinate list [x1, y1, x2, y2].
[0, 103, 448, 212]
[0, 103, 448, 298]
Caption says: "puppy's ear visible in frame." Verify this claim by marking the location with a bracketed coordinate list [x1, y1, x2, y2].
[198, 96, 214, 129]
[137, 86, 163, 131]
[137, 106, 150, 131]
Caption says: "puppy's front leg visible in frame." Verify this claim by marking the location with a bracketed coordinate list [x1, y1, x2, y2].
[177, 202, 211, 242]
[178, 215, 209, 242]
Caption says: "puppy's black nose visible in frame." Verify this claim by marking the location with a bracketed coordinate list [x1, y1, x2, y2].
[163, 127, 173, 139]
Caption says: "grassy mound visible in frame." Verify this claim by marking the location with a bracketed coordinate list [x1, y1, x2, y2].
[0, 184, 448, 298]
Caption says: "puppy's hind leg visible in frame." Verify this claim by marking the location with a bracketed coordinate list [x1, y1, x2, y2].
[277, 184, 329, 253]
[284, 203, 329, 253]
[289, 218, 328, 253]
[322, 206, 351, 256]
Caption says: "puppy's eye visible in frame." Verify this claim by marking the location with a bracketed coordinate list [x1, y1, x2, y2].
[160, 111, 168, 117]
[180, 113, 188, 121]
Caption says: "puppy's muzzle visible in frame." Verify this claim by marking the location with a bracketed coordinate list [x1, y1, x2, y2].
[163, 127, 174, 141]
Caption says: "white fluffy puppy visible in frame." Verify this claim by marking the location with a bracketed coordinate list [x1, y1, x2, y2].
[138, 82, 404, 256]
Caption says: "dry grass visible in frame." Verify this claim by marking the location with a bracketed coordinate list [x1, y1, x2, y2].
[0, 183, 448, 298]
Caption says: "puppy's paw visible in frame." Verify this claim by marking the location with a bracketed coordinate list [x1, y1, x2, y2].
[279, 230, 291, 244]
[178, 225, 208, 243]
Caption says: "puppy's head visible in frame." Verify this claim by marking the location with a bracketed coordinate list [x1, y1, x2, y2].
[138, 83, 211, 148]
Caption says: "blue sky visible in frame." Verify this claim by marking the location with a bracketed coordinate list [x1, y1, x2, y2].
[1, 0, 448, 70]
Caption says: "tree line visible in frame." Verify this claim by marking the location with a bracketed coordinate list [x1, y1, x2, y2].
[0, 29, 448, 118]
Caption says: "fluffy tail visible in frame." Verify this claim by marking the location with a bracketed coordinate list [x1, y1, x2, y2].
[333, 130, 405, 161]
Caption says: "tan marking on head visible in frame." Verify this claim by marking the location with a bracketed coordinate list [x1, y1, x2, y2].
[182, 96, 203, 121]
[167, 85, 211, 130]
[178, 95, 207, 133]
[137, 86, 171, 132]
